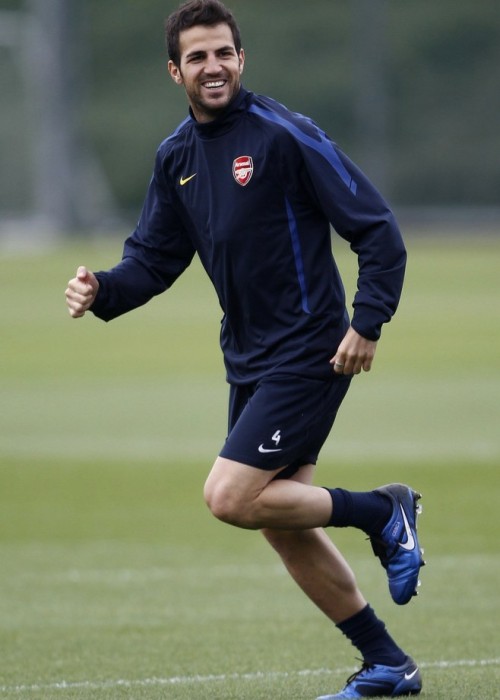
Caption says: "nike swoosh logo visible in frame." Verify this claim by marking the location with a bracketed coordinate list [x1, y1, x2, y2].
[179, 173, 197, 186]
[258, 444, 282, 454]
[404, 667, 419, 681]
[399, 504, 416, 551]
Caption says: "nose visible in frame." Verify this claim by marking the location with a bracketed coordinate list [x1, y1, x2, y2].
[204, 53, 222, 74]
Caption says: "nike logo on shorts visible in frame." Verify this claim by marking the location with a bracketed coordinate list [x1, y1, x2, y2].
[258, 444, 282, 454]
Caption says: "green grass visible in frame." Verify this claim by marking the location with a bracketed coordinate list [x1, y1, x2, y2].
[0, 234, 499, 698]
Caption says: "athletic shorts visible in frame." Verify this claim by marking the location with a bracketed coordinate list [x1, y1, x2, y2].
[219, 374, 352, 479]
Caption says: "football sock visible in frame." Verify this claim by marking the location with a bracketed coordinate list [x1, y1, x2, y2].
[325, 487, 392, 536]
[337, 604, 407, 667]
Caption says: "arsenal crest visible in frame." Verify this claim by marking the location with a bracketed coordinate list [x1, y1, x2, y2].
[232, 156, 253, 186]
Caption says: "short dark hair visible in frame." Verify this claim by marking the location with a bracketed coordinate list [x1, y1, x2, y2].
[165, 0, 242, 66]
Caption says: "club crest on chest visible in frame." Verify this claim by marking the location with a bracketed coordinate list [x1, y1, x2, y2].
[232, 156, 254, 186]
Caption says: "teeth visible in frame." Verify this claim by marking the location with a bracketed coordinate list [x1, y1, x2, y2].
[205, 81, 225, 88]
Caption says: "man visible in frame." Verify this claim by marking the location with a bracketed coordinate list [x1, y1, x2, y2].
[65, 1, 425, 697]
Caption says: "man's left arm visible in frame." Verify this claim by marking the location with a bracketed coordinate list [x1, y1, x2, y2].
[329, 156, 406, 375]
[295, 135, 407, 373]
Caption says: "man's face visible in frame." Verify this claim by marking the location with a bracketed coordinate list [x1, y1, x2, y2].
[168, 23, 244, 123]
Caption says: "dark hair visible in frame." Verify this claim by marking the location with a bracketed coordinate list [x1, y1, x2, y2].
[165, 0, 242, 66]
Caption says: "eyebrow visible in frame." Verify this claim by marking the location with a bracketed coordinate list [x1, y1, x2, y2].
[185, 44, 236, 60]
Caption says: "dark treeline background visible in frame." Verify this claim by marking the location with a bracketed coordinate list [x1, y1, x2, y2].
[1, 0, 499, 222]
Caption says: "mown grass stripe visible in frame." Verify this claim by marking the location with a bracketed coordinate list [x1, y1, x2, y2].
[1, 658, 499, 694]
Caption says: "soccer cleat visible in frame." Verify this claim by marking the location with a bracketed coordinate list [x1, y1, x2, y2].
[316, 658, 422, 698]
[369, 484, 425, 605]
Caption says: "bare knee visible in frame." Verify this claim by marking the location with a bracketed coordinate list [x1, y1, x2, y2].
[204, 476, 256, 529]
[203, 479, 238, 525]
[204, 457, 282, 529]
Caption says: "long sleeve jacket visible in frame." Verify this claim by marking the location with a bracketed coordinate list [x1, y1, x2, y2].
[92, 87, 406, 385]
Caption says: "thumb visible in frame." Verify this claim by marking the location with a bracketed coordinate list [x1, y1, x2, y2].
[76, 266, 89, 282]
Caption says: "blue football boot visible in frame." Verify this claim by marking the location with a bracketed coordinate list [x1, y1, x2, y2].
[316, 657, 422, 698]
[370, 484, 425, 605]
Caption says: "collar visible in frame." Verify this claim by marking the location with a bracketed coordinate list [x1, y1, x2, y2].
[190, 86, 251, 138]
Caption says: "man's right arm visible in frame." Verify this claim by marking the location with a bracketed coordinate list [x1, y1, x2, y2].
[65, 146, 197, 322]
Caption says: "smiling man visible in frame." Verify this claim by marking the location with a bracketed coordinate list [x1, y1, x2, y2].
[65, 1, 424, 697]
[167, 22, 244, 121]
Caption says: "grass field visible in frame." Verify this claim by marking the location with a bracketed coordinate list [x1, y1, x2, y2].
[0, 234, 499, 699]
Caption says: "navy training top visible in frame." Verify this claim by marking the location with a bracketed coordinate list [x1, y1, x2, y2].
[91, 87, 406, 385]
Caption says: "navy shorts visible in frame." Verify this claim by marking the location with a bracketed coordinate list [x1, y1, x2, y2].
[219, 374, 352, 478]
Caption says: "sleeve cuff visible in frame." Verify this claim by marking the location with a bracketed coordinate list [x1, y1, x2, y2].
[351, 305, 384, 341]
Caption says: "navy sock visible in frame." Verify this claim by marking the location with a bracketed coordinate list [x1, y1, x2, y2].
[337, 604, 407, 667]
[324, 488, 392, 536]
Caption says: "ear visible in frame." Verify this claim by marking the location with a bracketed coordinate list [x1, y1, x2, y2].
[238, 48, 245, 75]
[168, 60, 183, 85]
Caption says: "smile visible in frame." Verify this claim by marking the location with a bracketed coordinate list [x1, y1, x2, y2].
[203, 80, 226, 89]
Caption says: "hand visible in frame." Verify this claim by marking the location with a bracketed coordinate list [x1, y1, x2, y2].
[65, 266, 99, 318]
[330, 326, 377, 375]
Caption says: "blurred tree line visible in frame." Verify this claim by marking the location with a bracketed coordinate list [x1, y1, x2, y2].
[1, 0, 499, 224]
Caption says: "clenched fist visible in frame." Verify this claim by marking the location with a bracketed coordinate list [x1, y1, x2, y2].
[65, 266, 99, 318]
